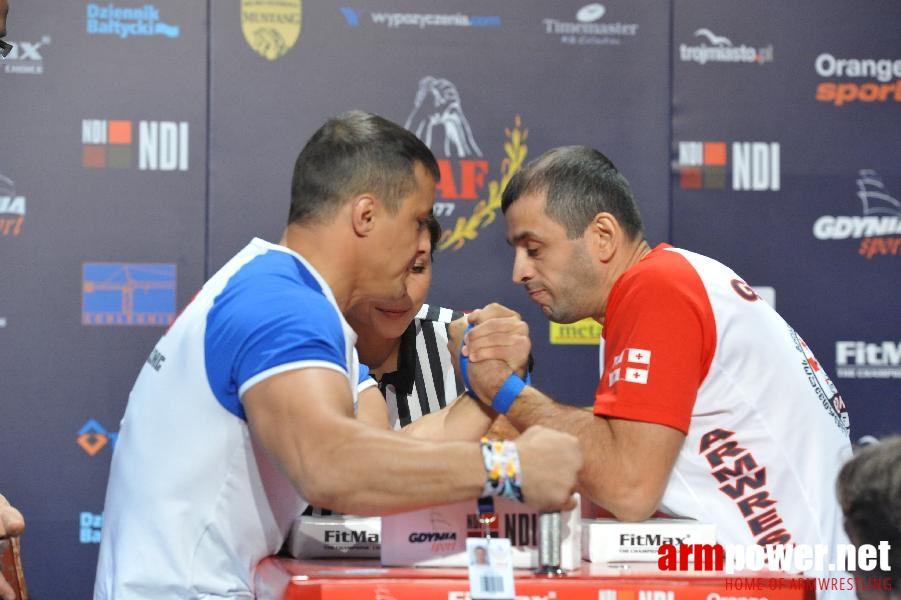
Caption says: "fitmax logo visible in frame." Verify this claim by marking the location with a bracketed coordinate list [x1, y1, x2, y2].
[836, 341, 901, 379]
[82, 119, 189, 171]
[678, 141, 780, 191]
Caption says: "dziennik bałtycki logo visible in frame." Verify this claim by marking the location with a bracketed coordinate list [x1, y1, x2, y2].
[86, 4, 180, 39]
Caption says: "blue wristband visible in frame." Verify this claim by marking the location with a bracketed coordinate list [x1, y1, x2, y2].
[491, 372, 526, 415]
[459, 324, 478, 400]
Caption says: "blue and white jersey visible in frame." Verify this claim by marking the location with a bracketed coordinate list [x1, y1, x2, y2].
[94, 238, 365, 599]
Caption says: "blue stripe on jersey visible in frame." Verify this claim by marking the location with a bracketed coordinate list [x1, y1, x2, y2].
[358, 363, 371, 385]
[205, 250, 347, 420]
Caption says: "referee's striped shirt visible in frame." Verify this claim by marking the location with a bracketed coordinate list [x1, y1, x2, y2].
[378, 303, 466, 429]
[300, 303, 464, 518]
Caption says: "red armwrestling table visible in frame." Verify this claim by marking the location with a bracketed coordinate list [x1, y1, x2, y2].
[254, 557, 816, 600]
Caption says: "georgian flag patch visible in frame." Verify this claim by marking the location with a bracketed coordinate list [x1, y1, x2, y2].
[608, 348, 651, 386]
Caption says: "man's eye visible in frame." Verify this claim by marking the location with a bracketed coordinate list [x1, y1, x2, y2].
[410, 263, 427, 274]
[526, 247, 540, 258]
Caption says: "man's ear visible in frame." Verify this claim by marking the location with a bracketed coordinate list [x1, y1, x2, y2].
[351, 195, 377, 237]
[588, 212, 619, 263]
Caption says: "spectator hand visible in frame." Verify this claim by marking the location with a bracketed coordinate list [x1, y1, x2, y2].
[0, 493, 24, 600]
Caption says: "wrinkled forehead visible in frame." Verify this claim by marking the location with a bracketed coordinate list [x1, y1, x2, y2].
[504, 191, 552, 244]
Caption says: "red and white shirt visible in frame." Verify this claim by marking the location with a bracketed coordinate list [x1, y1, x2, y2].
[595, 244, 852, 589]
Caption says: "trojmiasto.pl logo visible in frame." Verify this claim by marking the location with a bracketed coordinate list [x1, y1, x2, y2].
[403, 76, 529, 251]
[679, 28, 773, 65]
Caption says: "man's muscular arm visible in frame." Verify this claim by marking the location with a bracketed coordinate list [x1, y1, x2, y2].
[244, 367, 583, 514]
[461, 306, 684, 521]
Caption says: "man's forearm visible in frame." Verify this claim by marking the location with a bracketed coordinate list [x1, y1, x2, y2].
[504, 386, 680, 521]
[401, 393, 494, 441]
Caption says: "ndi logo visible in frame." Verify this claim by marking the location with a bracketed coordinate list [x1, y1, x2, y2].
[80, 512, 103, 544]
[82, 119, 189, 171]
[86, 4, 180, 39]
[677, 141, 780, 191]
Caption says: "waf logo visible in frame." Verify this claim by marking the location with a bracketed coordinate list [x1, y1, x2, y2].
[77, 419, 118, 456]
[815, 53, 901, 107]
[0, 175, 26, 237]
[813, 169, 901, 259]
[82, 262, 177, 326]
[82, 119, 189, 171]
[608, 348, 651, 386]
[404, 76, 529, 251]
[241, 0, 302, 61]
[676, 141, 780, 191]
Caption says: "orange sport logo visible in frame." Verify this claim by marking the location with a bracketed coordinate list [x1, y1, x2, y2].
[814, 53, 901, 107]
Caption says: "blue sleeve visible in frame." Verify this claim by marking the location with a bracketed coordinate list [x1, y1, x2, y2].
[205, 254, 347, 419]
[358, 363, 371, 384]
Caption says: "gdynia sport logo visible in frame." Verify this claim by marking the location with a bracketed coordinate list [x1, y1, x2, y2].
[657, 541, 893, 592]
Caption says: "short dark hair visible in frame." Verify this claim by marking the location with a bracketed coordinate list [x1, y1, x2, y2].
[501, 146, 644, 241]
[288, 111, 439, 225]
[837, 435, 901, 574]
[424, 213, 441, 260]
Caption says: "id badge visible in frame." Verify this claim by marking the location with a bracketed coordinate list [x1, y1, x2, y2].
[466, 537, 515, 599]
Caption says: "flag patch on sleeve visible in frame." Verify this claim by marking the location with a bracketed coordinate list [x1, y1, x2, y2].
[608, 348, 651, 386]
